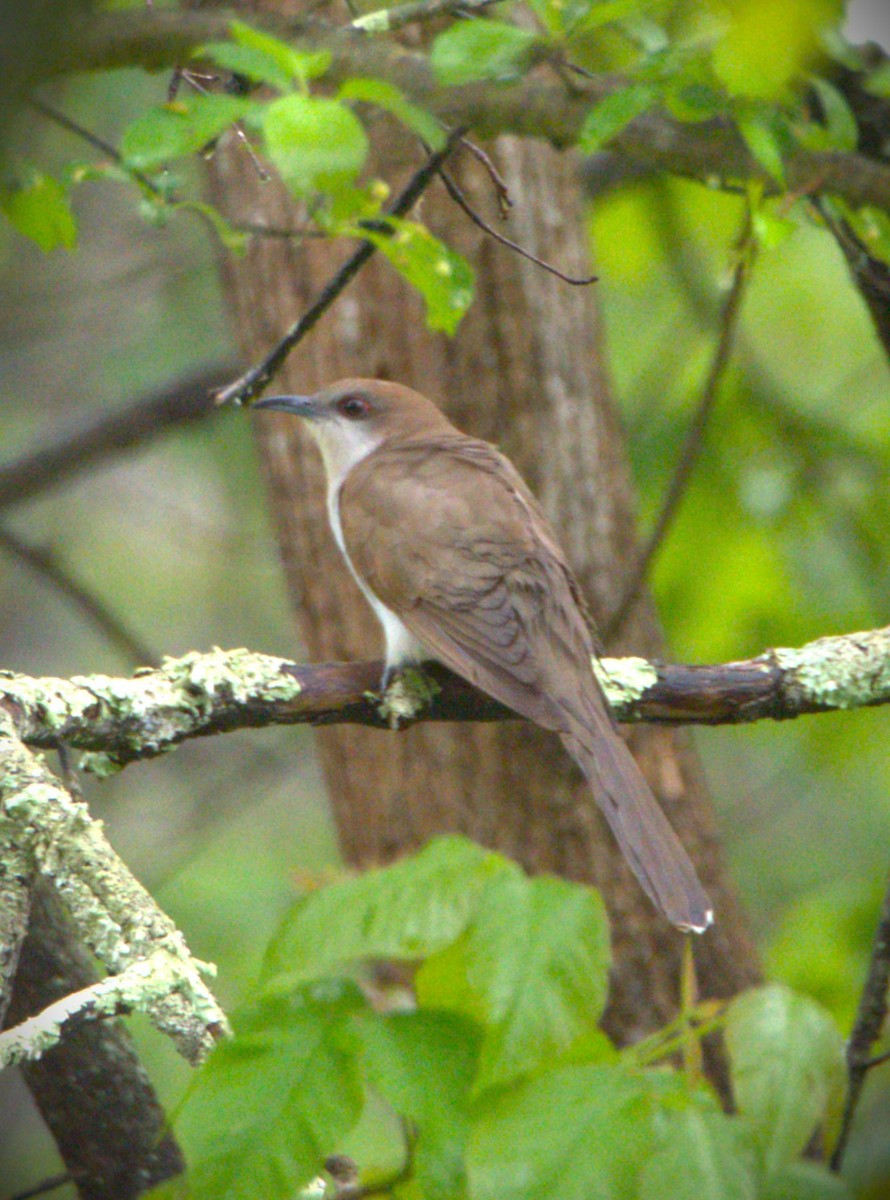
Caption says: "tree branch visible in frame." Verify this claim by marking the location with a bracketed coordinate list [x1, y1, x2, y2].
[35, 8, 890, 215]
[1, 629, 889, 772]
[0, 362, 236, 513]
[6, 884, 186, 1200]
[830, 870, 890, 1171]
[0, 710, 228, 1065]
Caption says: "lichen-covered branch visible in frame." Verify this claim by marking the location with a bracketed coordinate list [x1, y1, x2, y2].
[0, 710, 228, 1064]
[36, 8, 890, 215]
[0, 846, 31, 1028]
[1, 630, 889, 777]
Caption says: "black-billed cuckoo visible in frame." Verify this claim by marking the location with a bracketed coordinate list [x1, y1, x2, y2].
[255, 379, 712, 933]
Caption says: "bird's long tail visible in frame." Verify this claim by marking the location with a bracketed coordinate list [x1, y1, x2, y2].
[561, 715, 713, 933]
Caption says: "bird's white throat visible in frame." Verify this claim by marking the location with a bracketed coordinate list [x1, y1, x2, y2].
[308, 419, 428, 671]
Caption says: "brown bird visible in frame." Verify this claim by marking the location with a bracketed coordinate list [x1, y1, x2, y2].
[255, 379, 713, 932]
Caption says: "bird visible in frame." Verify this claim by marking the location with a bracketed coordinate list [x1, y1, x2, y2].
[254, 378, 713, 933]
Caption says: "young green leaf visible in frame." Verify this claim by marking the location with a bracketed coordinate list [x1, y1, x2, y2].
[469, 1065, 700, 1200]
[761, 1160, 853, 1199]
[736, 106, 787, 187]
[0, 170, 76, 251]
[578, 83, 659, 153]
[725, 984, 845, 1176]
[176, 981, 366, 1200]
[638, 1109, 759, 1200]
[416, 870, 611, 1092]
[357, 1010, 481, 1200]
[430, 21, 542, 86]
[806, 77, 859, 152]
[229, 18, 331, 87]
[121, 95, 254, 170]
[262, 836, 506, 988]
[262, 94, 369, 196]
[197, 41, 297, 93]
[361, 219, 475, 335]
[338, 78, 446, 150]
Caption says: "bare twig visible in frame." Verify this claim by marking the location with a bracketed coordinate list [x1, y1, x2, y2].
[0, 526, 157, 667]
[215, 127, 467, 407]
[605, 215, 753, 640]
[0, 362, 234, 512]
[830, 871, 890, 1171]
[437, 166, 597, 285]
[459, 137, 512, 216]
[3, 629, 890, 771]
[27, 96, 164, 197]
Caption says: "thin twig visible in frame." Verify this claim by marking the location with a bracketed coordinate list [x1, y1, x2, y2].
[459, 137, 512, 216]
[0, 526, 157, 667]
[830, 870, 890, 1171]
[27, 96, 163, 197]
[605, 213, 754, 641]
[179, 68, 271, 181]
[215, 127, 467, 407]
[437, 166, 597, 285]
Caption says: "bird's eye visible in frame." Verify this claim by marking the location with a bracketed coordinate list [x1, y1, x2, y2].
[337, 394, 371, 420]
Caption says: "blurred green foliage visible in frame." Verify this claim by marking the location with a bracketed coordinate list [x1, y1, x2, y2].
[1, 0, 890, 1194]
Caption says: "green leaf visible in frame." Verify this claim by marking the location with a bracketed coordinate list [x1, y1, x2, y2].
[430, 21, 541, 86]
[177, 981, 365, 1200]
[566, 0, 655, 36]
[805, 77, 859, 152]
[357, 1010, 481, 1200]
[338, 77, 446, 150]
[262, 836, 505, 988]
[262, 93, 368, 196]
[197, 41, 297, 93]
[469, 1065, 699, 1200]
[578, 83, 658, 153]
[762, 1160, 853, 1200]
[638, 1109, 759, 1200]
[0, 170, 76, 251]
[736, 106, 787, 187]
[416, 871, 611, 1092]
[121, 95, 254, 170]
[725, 984, 845, 1175]
[865, 60, 890, 98]
[361, 218, 475, 334]
[229, 18, 331, 87]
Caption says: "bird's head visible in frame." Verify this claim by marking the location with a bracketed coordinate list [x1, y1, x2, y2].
[253, 378, 454, 484]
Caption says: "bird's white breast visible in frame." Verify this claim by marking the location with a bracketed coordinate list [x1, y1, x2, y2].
[327, 482, 426, 670]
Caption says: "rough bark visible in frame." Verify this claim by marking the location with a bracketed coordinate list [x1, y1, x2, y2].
[205, 5, 759, 1044]
[5, 884, 184, 1200]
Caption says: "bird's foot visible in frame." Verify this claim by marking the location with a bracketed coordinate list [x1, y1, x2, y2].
[372, 666, 441, 730]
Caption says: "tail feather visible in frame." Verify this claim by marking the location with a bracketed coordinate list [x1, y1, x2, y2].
[561, 725, 713, 933]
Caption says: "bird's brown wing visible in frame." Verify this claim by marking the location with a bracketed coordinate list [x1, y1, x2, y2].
[340, 435, 712, 931]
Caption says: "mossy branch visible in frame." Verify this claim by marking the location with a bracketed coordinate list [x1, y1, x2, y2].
[0, 709, 228, 1067]
[1, 629, 889, 774]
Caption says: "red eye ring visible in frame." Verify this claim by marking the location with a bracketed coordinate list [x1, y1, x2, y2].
[337, 395, 371, 420]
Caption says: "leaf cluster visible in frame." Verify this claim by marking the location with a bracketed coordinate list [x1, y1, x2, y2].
[6, 2, 890, 336]
[152, 836, 850, 1200]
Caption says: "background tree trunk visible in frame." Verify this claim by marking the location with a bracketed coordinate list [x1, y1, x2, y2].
[205, 15, 759, 1043]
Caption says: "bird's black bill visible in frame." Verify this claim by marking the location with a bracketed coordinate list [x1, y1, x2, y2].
[252, 395, 319, 417]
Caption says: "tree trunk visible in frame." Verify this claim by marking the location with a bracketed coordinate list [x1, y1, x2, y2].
[205, 16, 759, 1045]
